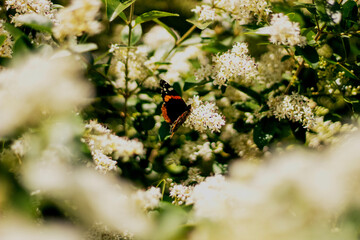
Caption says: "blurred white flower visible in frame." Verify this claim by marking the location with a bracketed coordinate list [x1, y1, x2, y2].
[307, 116, 357, 149]
[133, 186, 162, 211]
[84, 121, 145, 163]
[184, 95, 225, 133]
[53, 0, 103, 40]
[187, 131, 360, 240]
[257, 13, 306, 46]
[161, 45, 208, 84]
[22, 158, 152, 236]
[110, 44, 149, 89]
[0, 54, 92, 136]
[211, 42, 258, 87]
[0, 216, 83, 240]
[268, 92, 315, 128]
[257, 46, 294, 87]
[143, 25, 175, 50]
[0, 21, 13, 58]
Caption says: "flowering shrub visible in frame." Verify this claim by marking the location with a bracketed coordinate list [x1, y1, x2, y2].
[0, 0, 360, 239]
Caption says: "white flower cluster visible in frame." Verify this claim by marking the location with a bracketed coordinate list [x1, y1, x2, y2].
[83, 121, 145, 172]
[188, 141, 224, 161]
[221, 125, 262, 159]
[257, 46, 294, 87]
[5, 0, 57, 25]
[0, 21, 13, 58]
[307, 117, 357, 149]
[53, 0, 103, 40]
[258, 13, 306, 47]
[109, 44, 151, 90]
[0, 54, 92, 136]
[191, 5, 216, 22]
[184, 95, 225, 133]
[169, 183, 194, 205]
[164, 139, 224, 166]
[268, 92, 315, 128]
[209, 42, 258, 87]
[133, 187, 162, 211]
[192, 0, 269, 24]
[92, 150, 117, 174]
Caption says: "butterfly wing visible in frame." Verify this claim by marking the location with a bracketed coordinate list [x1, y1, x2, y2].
[160, 80, 189, 123]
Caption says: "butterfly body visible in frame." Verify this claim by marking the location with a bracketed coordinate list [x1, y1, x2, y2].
[160, 80, 191, 138]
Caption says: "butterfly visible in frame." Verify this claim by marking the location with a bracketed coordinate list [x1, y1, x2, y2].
[160, 80, 191, 138]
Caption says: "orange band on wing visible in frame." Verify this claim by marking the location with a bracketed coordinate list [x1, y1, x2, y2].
[161, 104, 172, 123]
[164, 95, 182, 102]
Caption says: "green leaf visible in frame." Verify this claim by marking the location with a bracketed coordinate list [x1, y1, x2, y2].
[134, 115, 156, 132]
[159, 122, 170, 141]
[0, 35, 7, 47]
[4, 23, 28, 40]
[341, 0, 358, 29]
[229, 82, 263, 104]
[120, 23, 142, 45]
[183, 76, 207, 91]
[233, 101, 259, 112]
[135, 11, 179, 26]
[15, 13, 53, 33]
[186, 19, 212, 30]
[153, 18, 178, 41]
[289, 121, 306, 143]
[253, 117, 277, 150]
[281, 55, 291, 62]
[295, 45, 319, 64]
[109, 0, 136, 22]
[293, 2, 317, 14]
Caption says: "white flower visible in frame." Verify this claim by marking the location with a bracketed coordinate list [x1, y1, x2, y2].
[133, 187, 162, 211]
[5, 0, 57, 25]
[194, 64, 212, 82]
[143, 25, 175, 50]
[257, 13, 306, 46]
[216, 0, 269, 24]
[257, 46, 294, 87]
[53, 0, 103, 40]
[0, 53, 92, 136]
[92, 150, 118, 174]
[0, 21, 13, 58]
[184, 96, 225, 133]
[110, 45, 149, 87]
[169, 184, 194, 205]
[211, 42, 258, 87]
[191, 5, 216, 22]
[267, 92, 315, 128]
[84, 121, 145, 163]
[306, 117, 357, 149]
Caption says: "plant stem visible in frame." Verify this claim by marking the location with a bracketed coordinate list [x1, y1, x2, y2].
[123, 3, 135, 135]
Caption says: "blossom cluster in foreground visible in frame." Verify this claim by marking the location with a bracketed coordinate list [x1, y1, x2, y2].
[184, 96, 226, 133]
[83, 121, 145, 173]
